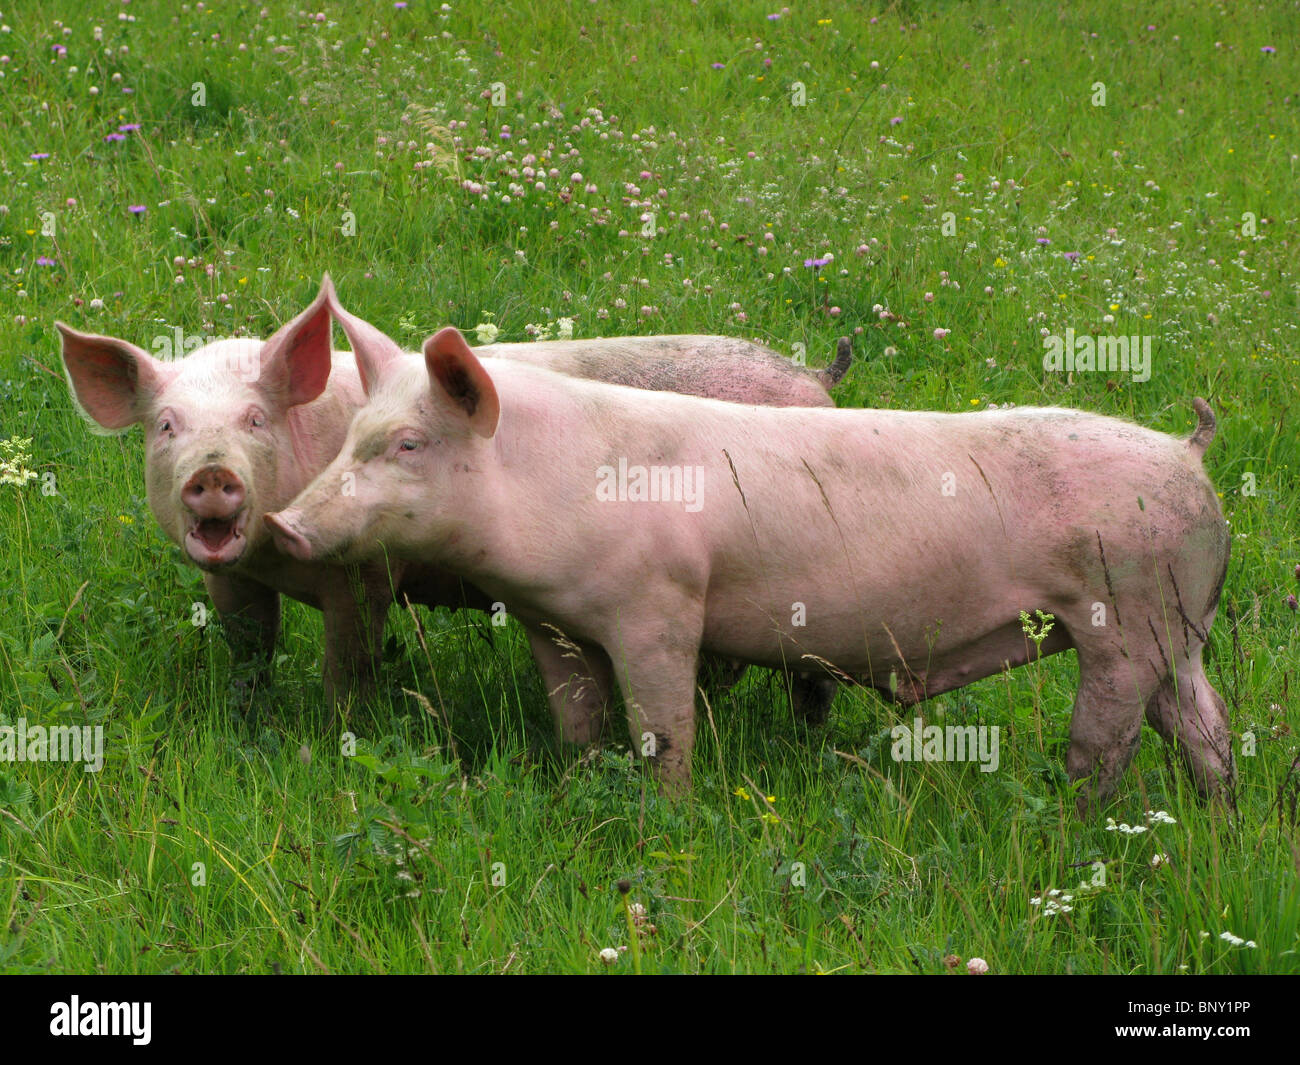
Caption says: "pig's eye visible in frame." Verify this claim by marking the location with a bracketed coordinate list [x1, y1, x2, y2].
[156, 414, 175, 437]
[247, 410, 266, 429]
[399, 439, 419, 452]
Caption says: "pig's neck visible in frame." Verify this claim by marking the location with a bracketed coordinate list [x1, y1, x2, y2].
[427, 387, 579, 593]
[427, 450, 518, 580]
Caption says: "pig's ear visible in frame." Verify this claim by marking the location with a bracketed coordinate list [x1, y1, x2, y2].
[257, 278, 335, 407]
[321, 275, 405, 396]
[57, 322, 169, 431]
[423, 327, 500, 438]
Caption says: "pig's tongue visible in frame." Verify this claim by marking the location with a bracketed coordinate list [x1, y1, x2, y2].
[186, 514, 246, 567]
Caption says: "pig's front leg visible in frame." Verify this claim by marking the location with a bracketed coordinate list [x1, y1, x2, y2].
[318, 567, 392, 711]
[603, 609, 705, 794]
[204, 571, 280, 696]
[525, 625, 616, 746]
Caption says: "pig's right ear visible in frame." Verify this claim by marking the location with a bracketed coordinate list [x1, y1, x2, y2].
[56, 323, 168, 432]
[423, 327, 501, 438]
[320, 275, 404, 396]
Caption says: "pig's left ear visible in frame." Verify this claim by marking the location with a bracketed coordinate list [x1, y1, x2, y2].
[321, 275, 405, 396]
[423, 327, 500, 438]
[256, 278, 334, 407]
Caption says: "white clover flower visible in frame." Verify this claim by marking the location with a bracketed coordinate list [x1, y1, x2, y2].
[1031, 890, 1075, 916]
[474, 322, 500, 344]
[599, 947, 619, 965]
[555, 316, 575, 340]
[967, 957, 989, 975]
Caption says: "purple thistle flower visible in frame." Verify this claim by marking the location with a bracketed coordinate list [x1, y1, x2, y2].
[1063, 251, 1080, 261]
[1037, 237, 1051, 245]
[889, 116, 903, 126]
[804, 256, 831, 268]
[128, 204, 147, 215]
[394, 1, 408, 8]
[31, 152, 50, 160]
[118, 123, 141, 132]
[36, 256, 57, 266]
[712, 62, 726, 69]
[105, 132, 126, 143]
[767, 12, 782, 18]
[1261, 45, 1276, 53]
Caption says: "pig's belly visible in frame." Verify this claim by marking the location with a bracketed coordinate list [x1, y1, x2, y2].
[699, 588, 1074, 697]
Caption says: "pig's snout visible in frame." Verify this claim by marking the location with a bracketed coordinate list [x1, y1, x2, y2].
[182, 464, 246, 519]
[179, 464, 252, 568]
[264, 511, 313, 561]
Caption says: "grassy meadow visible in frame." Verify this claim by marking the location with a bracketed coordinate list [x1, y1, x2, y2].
[0, 0, 1298, 974]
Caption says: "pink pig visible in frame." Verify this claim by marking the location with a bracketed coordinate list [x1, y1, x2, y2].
[267, 326, 1232, 813]
[57, 277, 847, 710]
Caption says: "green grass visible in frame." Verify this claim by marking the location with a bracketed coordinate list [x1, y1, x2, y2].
[1, 0, 1298, 974]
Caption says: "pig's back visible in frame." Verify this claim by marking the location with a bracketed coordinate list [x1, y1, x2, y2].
[484, 335, 833, 407]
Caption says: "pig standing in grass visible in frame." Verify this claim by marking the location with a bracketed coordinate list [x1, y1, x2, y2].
[57, 277, 848, 712]
[267, 324, 1232, 814]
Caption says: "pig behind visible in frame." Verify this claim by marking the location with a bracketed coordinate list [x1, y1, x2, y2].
[58, 277, 846, 716]
[493, 334, 851, 407]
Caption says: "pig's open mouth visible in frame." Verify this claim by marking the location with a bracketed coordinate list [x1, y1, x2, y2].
[185, 510, 251, 568]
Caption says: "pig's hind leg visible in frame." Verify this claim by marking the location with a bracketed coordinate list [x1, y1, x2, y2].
[526, 625, 617, 746]
[1142, 647, 1234, 802]
[1064, 611, 1230, 815]
[787, 670, 838, 724]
